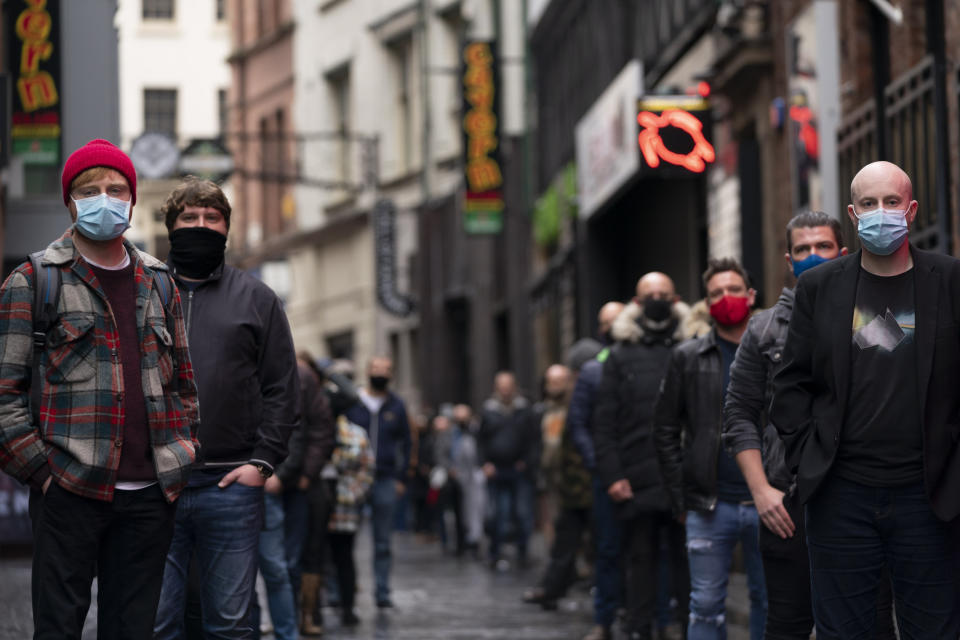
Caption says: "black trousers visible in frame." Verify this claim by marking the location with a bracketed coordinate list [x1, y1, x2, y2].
[301, 480, 332, 573]
[622, 511, 689, 637]
[761, 490, 897, 640]
[29, 482, 176, 640]
[438, 477, 466, 553]
[540, 506, 591, 600]
[328, 532, 357, 610]
[760, 491, 814, 639]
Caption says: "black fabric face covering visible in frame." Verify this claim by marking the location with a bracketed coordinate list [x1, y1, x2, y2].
[643, 298, 673, 322]
[369, 376, 390, 391]
[168, 227, 227, 279]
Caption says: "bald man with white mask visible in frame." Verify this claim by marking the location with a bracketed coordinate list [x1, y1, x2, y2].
[771, 161, 960, 637]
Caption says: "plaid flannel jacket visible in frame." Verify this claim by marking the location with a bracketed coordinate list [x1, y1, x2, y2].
[0, 230, 200, 502]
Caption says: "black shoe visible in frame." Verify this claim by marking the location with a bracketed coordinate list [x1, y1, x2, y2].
[341, 609, 360, 626]
[539, 598, 558, 611]
[376, 598, 394, 609]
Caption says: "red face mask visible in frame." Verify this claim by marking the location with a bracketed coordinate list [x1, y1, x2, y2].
[709, 295, 750, 327]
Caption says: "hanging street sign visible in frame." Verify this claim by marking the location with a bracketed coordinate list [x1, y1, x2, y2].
[8, 0, 62, 166]
[179, 138, 234, 183]
[461, 40, 504, 234]
[373, 199, 415, 317]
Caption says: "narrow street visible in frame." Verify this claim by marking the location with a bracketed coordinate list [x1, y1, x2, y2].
[0, 528, 752, 639]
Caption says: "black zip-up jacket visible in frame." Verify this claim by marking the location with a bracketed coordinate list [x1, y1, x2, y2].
[593, 302, 690, 512]
[722, 288, 794, 493]
[171, 261, 300, 473]
[653, 329, 723, 515]
[478, 397, 540, 476]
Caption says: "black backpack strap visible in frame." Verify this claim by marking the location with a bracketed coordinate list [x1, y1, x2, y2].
[152, 269, 172, 310]
[28, 251, 60, 426]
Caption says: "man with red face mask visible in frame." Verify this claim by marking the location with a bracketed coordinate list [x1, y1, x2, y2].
[654, 257, 767, 640]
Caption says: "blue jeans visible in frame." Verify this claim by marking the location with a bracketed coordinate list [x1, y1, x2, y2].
[805, 476, 960, 639]
[486, 470, 534, 561]
[592, 476, 622, 628]
[154, 481, 264, 639]
[686, 501, 767, 640]
[282, 489, 309, 601]
[371, 477, 398, 603]
[257, 492, 297, 640]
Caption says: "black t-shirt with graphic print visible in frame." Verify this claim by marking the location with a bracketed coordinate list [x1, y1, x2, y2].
[835, 267, 923, 487]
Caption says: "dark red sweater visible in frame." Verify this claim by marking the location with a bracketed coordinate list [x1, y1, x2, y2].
[90, 262, 153, 482]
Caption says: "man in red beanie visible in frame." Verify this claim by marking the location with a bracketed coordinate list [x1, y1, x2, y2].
[0, 139, 200, 638]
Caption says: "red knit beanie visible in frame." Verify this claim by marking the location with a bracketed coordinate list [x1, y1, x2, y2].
[61, 139, 137, 206]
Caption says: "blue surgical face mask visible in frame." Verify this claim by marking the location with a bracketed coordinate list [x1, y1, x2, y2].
[791, 253, 830, 278]
[856, 207, 908, 256]
[73, 193, 131, 241]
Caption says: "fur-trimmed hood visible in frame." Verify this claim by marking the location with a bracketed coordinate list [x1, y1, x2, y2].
[611, 299, 696, 343]
[681, 299, 713, 340]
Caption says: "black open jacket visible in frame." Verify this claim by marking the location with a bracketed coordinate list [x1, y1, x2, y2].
[771, 247, 960, 520]
[722, 288, 794, 493]
[171, 261, 300, 473]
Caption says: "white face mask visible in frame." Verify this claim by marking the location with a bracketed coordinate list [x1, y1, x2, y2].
[72, 193, 131, 241]
[854, 206, 909, 256]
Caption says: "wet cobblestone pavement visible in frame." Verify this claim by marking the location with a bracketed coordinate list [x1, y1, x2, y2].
[0, 529, 751, 639]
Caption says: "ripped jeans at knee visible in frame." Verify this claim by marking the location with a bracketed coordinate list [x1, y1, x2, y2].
[685, 502, 767, 640]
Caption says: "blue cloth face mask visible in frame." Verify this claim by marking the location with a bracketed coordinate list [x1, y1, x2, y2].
[73, 193, 131, 241]
[791, 253, 830, 278]
[856, 207, 908, 256]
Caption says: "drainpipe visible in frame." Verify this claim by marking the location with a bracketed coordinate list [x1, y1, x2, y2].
[926, 0, 951, 251]
[420, 0, 432, 205]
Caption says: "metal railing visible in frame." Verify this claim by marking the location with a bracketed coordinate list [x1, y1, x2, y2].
[837, 56, 948, 252]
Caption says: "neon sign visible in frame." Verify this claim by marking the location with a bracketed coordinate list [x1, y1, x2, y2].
[7, 0, 61, 165]
[637, 109, 715, 173]
[462, 41, 503, 233]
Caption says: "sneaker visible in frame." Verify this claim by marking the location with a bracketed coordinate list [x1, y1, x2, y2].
[376, 598, 394, 609]
[582, 625, 612, 640]
[341, 609, 360, 626]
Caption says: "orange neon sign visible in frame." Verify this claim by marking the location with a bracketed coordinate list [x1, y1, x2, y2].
[637, 109, 715, 173]
[462, 41, 503, 219]
[15, 0, 58, 112]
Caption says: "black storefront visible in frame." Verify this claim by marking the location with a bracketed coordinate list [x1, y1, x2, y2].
[531, 0, 717, 346]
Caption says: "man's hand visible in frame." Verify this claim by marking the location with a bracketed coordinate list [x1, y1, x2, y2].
[753, 483, 795, 539]
[607, 479, 633, 502]
[297, 475, 310, 491]
[41, 477, 52, 495]
[514, 460, 527, 473]
[482, 463, 496, 479]
[218, 464, 266, 489]
[395, 480, 406, 497]
[264, 475, 283, 495]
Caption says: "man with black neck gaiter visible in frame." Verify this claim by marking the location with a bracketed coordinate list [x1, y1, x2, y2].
[154, 177, 301, 640]
[593, 273, 692, 640]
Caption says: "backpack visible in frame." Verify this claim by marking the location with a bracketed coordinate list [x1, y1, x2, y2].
[28, 251, 175, 425]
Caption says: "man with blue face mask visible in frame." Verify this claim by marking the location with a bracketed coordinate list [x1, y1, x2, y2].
[724, 211, 885, 639]
[771, 161, 960, 637]
[0, 139, 200, 638]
